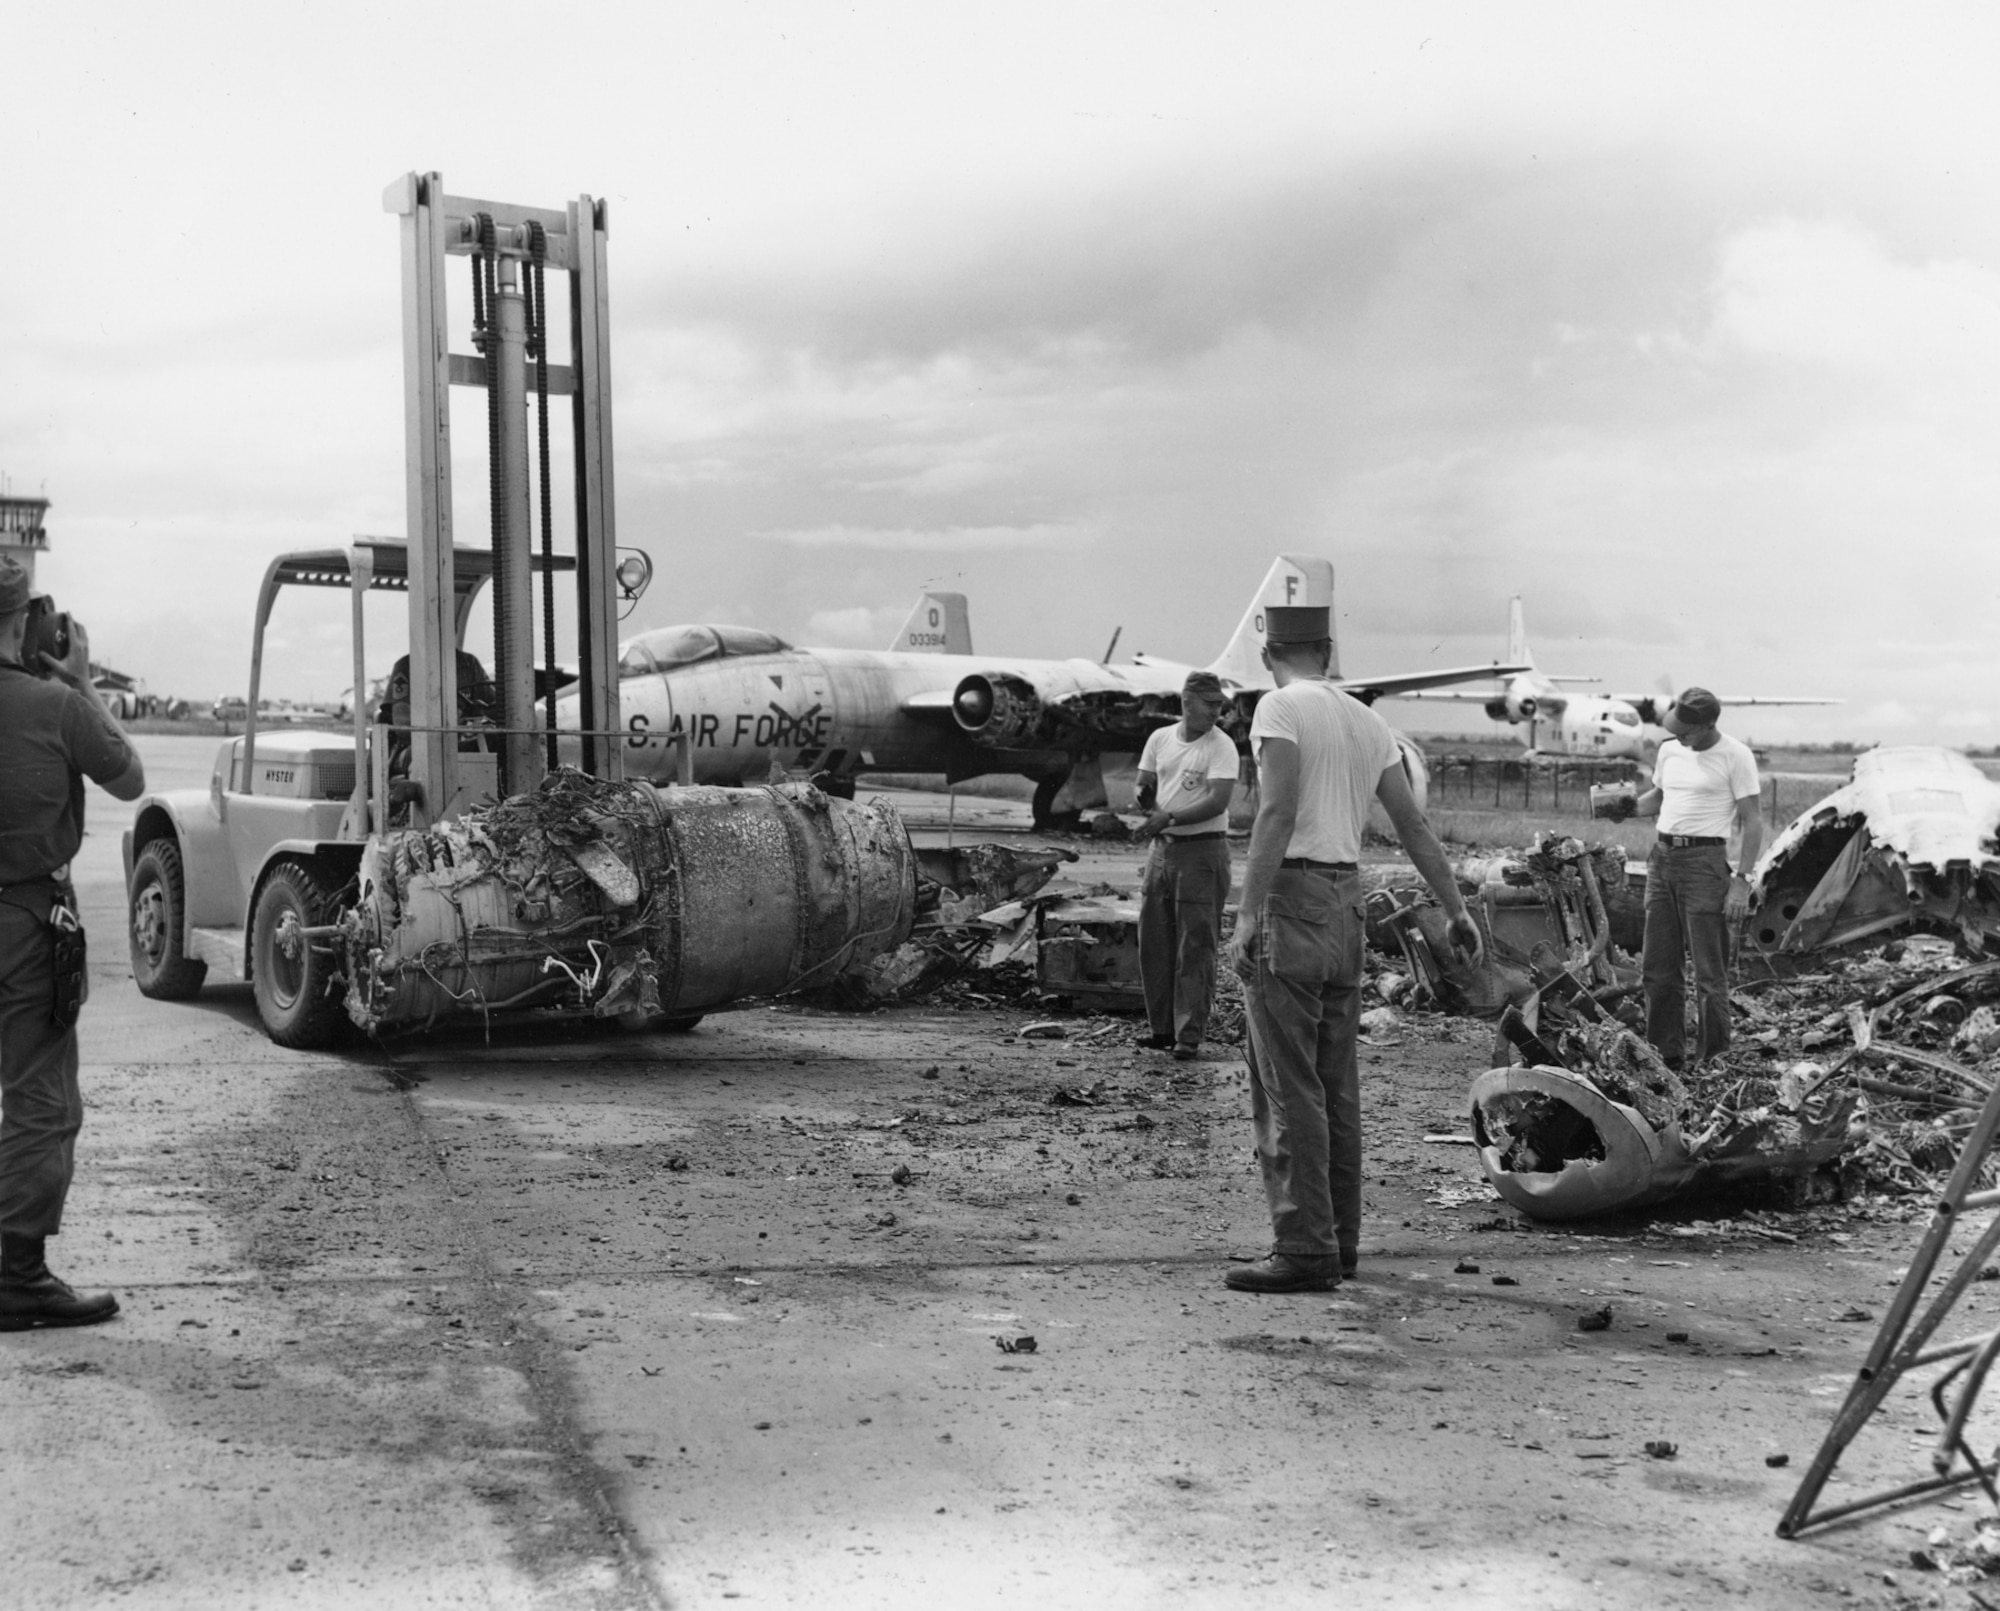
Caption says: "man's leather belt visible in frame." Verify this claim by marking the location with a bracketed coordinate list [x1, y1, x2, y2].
[1165, 831, 1227, 843]
[1280, 857, 1358, 872]
[1660, 834, 1725, 848]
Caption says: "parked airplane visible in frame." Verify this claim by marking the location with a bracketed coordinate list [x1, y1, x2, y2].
[565, 556, 1526, 824]
[1389, 597, 1838, 759]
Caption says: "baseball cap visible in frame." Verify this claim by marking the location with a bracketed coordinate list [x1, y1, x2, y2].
[1182, 669, 1225, 698]
[1264, 604, 1331, 646]
[1669, 687, 1722, 726]
[0, 556, 29, 615]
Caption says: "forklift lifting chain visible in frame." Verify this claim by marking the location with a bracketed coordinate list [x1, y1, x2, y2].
[523, 220, 560, 769]
[471, 213, 509, 731]
[469, 211, 562, 771]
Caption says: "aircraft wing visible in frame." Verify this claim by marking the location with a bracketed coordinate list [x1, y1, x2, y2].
[1613, 692, 1841, 708]
[1338, 661, 1532, 699]
[899, 687, 959, 718]
[1624, 695, 1840, 707]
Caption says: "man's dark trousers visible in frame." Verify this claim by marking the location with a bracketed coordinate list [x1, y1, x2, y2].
[1642, 842, 1733, 1068]
[1139, 835, 1232, 1052]
[0, 901, 81, 1238]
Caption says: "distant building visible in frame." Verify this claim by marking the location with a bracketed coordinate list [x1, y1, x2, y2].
[0, 494, 49, 583]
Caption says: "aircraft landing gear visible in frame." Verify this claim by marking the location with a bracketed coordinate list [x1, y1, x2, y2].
[1030, 774, 1080, 833]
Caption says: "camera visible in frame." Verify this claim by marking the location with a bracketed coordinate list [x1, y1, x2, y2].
[23, 595, 72, 674]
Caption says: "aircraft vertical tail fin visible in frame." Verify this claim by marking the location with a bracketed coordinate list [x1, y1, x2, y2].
[1507, 595, 1535, 671]
[1204, 554, 1337, 688]
[889, 591, 972, 654]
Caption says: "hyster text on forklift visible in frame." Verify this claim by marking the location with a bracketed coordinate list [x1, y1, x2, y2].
[120, 174, 948, 1049]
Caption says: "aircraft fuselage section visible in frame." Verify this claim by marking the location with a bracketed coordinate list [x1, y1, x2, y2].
[1529, 694, 1653, 760]
[590, 649, 1077, 786]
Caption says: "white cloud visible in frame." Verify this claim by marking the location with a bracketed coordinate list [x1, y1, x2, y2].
[1704, 217, 2000, 391]
[1854, 700, 1924, 731]
[756, 522, 1082, 551]
[803, 606, 899, 647]
[1938, 709, 1996, 733]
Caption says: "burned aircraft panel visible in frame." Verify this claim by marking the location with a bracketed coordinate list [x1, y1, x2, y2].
[912, 843, 1080, 927]
[1033, 894, 1146, 1008]
[1749, 747, 2000, 959]
[341, 771, 919, 1034]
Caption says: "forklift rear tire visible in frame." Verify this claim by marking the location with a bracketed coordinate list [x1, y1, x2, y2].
[129, 839, 208, 1000]
[252, 861, 346, 1049]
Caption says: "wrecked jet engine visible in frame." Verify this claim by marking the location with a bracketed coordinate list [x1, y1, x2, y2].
[338, 768, 1057, 1036]
[1748, 746, 2000, 963]
[949, 665, 1185, 753]
[1468, 970, 1859, 1220]
[1470, 1060, 1859, 1220]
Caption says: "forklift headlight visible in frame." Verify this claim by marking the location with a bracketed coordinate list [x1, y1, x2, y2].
[615, 550, 653, 602]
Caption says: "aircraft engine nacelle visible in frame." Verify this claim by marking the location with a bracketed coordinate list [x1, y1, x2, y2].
[1511, 693, 1539, 721]
[1484, 698, 1511, 724]
[951, 673, 1048, 749]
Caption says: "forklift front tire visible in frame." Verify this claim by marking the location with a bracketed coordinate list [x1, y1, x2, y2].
[130, 839, 208, 1000]
[251, 861, 346, 1049]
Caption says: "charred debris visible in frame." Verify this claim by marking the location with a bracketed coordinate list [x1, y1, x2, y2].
[1369, 797, 2000, 1220]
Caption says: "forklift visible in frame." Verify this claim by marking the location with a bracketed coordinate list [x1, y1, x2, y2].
[124, 175, 650, 1043]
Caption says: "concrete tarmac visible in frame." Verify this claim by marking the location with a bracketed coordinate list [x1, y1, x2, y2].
[0, 736, 1959, 1609]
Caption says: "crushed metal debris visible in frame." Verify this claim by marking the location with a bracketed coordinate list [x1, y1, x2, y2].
[1346, 810, 2000, 1220]
[1747, 746, 2000, 966]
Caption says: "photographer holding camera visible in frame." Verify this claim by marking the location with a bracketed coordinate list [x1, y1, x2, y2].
[0, 554, 144, 1329]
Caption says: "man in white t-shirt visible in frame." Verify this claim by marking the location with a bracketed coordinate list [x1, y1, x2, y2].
[1133, 670, 1241, 1060]
[1612, 686, 1762, 1069]
[1218, 605, 1480, 1295]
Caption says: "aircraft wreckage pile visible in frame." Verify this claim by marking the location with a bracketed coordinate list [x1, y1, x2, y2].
[1363, 746, 2000, 1219]
[907, 743, 2000, 1224]
[348, 747, 2000, 1224]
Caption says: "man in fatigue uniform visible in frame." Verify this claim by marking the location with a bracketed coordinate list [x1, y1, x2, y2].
[1222, 604, 1480, 1294]
[0, 556, 145, 1328]
[1132, 669, 1240, 1061]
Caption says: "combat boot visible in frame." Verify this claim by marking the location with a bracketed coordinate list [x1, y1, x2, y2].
[0, 1233, 119, 1331]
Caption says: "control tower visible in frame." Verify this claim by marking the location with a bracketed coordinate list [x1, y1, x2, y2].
[0, 494, 49, 583]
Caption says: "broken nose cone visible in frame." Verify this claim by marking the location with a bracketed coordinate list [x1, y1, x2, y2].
[1469, 1065, 1695, 1220]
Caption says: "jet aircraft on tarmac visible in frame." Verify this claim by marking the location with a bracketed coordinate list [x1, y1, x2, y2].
[567, 556, 1527, 825]
[1389, 597, 1838, 759]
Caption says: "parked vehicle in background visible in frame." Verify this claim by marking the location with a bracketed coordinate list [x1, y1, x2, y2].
[93, 679, 141, 720]
[212, 696, 248, 722]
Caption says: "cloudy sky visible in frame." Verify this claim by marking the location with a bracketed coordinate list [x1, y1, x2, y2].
[7, 3, 1998, 744]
